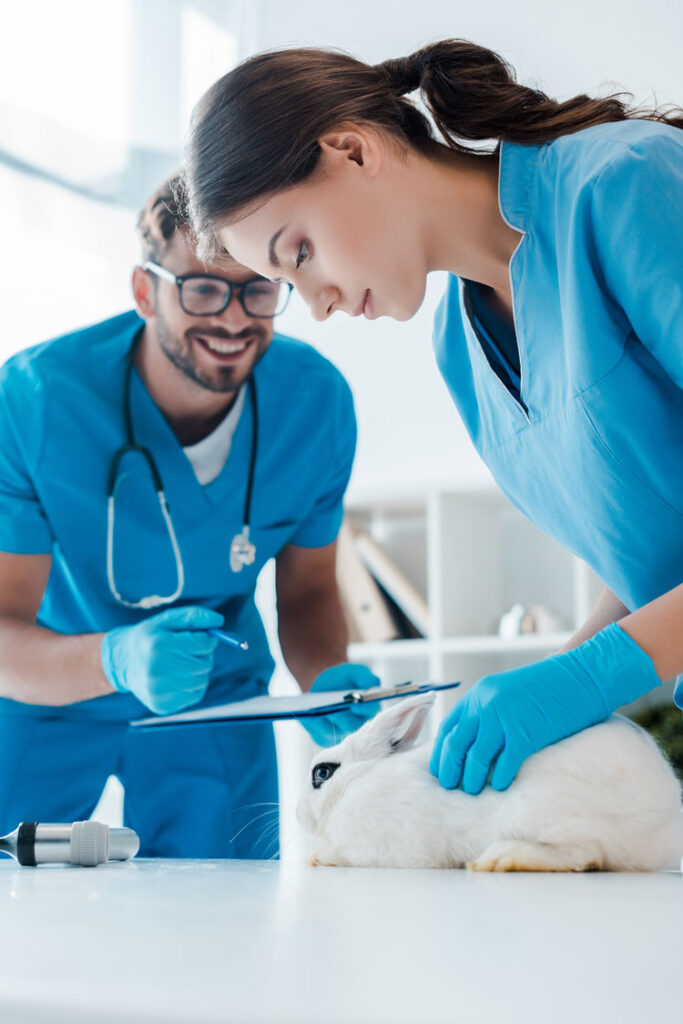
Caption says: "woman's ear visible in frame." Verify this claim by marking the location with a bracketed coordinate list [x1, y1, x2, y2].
[318, 127, 382, 177]
[131, 265, 156, 319]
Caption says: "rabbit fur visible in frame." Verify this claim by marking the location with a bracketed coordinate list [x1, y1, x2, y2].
[297, 693, 683, 872]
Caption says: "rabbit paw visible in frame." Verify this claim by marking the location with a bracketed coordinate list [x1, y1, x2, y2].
[468, 839, 604, 873]
[307, 844, 342, 867]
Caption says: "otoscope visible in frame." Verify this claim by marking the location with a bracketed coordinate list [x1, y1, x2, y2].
[0, 821, 140, 867]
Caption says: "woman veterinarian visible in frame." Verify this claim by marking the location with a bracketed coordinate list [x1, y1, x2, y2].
[182, 39, 683, 796]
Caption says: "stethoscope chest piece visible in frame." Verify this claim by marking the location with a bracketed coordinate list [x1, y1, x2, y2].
[230, 526, 256, 573]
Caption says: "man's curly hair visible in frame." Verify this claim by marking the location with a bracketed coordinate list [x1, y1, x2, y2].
[136, 174, 191, 262]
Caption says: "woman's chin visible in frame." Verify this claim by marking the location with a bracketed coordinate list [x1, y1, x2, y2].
[398, 293, 428, 322]
[371, 282, 427, 322]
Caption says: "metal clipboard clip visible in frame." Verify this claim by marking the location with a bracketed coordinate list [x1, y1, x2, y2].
[343, 681, 434, 704]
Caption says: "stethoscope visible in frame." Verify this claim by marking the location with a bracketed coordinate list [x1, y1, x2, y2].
[106, 333, 258, 609]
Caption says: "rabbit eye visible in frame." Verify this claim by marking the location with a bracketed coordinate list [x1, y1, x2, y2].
[312, 762, 340, 789]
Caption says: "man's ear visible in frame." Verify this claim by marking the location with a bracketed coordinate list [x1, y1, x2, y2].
[318, 127, 382, 177]
[131, 265, 156, 319]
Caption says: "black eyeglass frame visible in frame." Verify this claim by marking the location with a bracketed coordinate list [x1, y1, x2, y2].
[142, 261, 293, 318]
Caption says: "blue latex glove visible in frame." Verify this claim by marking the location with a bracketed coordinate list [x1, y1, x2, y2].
[301, 663, 381, 747]
[101, 605, 225, 715]
[430, 623, 661, 795]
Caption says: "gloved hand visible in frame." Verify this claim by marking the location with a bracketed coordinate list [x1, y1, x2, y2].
[301, 663, 381, 747]
[101, 605, 225, 715]
[430, 623, 661, 795]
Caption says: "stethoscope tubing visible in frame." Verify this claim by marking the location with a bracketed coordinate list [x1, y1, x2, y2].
[106, 332, 258, 608]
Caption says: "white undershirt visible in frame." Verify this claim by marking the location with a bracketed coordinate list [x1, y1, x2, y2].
[183, 386, 246, 485]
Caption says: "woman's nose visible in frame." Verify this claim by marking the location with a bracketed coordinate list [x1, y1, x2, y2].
[303, 284, 340, 322]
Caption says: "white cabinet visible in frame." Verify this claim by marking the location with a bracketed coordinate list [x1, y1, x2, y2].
[344, 480, 603, 729]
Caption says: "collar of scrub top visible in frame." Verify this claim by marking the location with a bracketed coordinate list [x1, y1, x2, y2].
[106, 330, 259, 610]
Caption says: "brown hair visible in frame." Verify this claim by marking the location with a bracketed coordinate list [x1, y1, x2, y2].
[184, 39, 683, 261]
[137, 173, 191, 262]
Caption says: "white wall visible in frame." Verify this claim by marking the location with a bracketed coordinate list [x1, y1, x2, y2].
[242, 0, 683, 496]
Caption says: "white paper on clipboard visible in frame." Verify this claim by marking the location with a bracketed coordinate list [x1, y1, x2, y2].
[129, 681, 461, 730]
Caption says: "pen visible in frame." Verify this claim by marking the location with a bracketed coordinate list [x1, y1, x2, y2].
[207, 628, 249, 651]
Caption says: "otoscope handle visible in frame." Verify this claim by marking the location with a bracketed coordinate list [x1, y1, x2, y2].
[0, 821, 140, 866]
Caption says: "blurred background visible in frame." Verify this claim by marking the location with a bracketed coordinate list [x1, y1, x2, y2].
[4, 0, 682, 494]
[2, 0, 681, 851]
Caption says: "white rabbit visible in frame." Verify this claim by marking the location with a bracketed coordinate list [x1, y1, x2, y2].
[297, 693, 683, 872]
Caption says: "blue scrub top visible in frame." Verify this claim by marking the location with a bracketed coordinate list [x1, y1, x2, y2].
[0, 311, 356, 715]
[433, 119, 683, 692]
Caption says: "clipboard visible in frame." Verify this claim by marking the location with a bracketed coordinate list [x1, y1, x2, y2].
[129, 680, 461, 731]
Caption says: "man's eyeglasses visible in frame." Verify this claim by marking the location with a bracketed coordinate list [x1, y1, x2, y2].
[143, 261, 293, 318]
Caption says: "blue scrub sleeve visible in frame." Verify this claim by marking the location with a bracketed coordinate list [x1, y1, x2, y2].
[591, 130, 683, 390]
[288, 376, 357, 548]
[0, 381, 54, 553]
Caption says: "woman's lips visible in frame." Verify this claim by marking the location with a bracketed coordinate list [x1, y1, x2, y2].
[350, 290, 369, 317]
[351, 289, 376, 319]
[362, 289, 377, 320]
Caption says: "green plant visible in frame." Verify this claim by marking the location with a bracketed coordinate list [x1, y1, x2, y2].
[628, 704, 683, 782]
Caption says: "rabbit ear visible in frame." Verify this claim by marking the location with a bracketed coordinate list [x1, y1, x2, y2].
[354, 693, 436, 759]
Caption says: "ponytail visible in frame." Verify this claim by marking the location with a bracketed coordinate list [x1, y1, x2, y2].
[378, 40, 683, 150]
[186, 39, 683, 260]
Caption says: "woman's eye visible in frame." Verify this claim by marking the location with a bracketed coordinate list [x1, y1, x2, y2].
[295, 241, 310, 269]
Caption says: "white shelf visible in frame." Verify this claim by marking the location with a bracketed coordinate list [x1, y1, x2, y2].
[349, 632, 572, 661]
[343, 483, 602, 692]
[440, 631, 571, 653]
[348, 638, 433, 660]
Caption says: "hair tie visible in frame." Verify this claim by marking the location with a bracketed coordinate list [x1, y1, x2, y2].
[375, 53, 430, 96]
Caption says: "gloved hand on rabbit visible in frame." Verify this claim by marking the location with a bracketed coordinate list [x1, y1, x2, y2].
[301, 663, 381, 747]
[430, 622, 662, 795]
[298, 688, 682, 871]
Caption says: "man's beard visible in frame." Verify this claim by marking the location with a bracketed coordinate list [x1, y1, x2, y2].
[155, 315, 268, 394]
